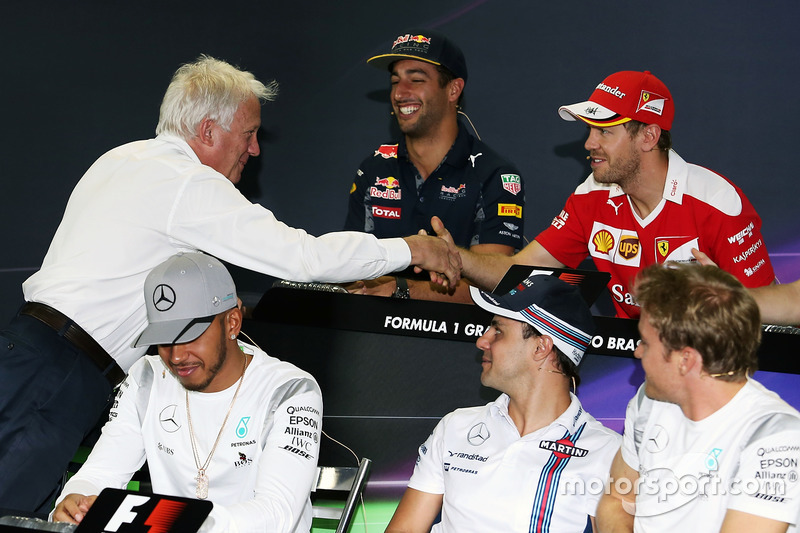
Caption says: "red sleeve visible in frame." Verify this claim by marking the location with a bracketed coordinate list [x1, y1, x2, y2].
[702, 194, 775, 288]
[534, 193, 591, 268]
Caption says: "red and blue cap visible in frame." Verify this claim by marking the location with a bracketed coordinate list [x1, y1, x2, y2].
[558, 70, 674, 130]
[470, 273, 594, 366]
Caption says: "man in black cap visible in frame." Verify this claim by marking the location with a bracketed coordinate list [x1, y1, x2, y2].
[344, 29, 526, 303]
[386, 273, 620, 532]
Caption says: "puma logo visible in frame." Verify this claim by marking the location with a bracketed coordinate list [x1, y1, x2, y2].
[607, 199, 624, 215]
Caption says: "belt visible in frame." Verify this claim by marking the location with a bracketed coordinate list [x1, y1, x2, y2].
[19, 302, 125, 387]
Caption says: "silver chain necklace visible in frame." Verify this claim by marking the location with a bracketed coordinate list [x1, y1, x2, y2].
[185, 351, 247, 499]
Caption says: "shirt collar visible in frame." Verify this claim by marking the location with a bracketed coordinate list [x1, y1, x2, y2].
[156, 133, 202, 164]
[605, 150, 688, 205]
[488, 393, 586, 434]
[660, 150, 689, 205]
[398, 123, 472, 170]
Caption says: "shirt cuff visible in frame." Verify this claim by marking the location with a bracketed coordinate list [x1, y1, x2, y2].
[380, 237, 413, 272]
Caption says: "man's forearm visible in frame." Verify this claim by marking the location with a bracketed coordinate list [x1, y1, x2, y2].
[459, 247, 515, 290]
[595, 493, 634, 533]
[751, 279, 800, 325]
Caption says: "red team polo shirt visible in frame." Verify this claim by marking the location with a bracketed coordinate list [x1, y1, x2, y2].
[536, 151, 774, 319]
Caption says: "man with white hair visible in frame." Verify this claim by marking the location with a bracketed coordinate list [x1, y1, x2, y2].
[0, 55, 460, 513]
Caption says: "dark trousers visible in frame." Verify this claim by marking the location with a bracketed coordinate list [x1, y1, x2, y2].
[0, 312, 114, 514]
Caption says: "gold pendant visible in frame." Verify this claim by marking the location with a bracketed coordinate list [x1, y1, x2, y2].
[195, 469, 209, 500]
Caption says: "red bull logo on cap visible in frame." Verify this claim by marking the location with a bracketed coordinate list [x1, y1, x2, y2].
[374, 144, 398, 159]
[393, 34, 432, 48]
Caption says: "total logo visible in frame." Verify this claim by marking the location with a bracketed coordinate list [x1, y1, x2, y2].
[373, 206, 401, 219]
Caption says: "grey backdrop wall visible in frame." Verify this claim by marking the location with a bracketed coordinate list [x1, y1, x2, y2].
[3, 0, 799, 322]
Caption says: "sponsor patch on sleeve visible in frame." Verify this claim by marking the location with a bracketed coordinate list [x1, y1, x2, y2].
[498, 204, 522, 218]
[501, 174, 521, 195]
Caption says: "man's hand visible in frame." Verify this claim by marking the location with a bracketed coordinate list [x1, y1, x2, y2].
[53, 493, 97, 524]
[691, 248, 717, 267]
[403, 218, 461, 287]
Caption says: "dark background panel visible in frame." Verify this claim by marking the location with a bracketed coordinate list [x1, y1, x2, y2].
[3, 1, 799, 320]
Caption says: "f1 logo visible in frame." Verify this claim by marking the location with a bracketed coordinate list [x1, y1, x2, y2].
[105, 495, 149, 531]
[104, 495, 187, 533]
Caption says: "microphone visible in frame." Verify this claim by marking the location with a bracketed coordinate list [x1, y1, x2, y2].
[586, 156, 591, 160]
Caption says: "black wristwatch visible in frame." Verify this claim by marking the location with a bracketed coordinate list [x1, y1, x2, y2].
[392, 277, 410, 299]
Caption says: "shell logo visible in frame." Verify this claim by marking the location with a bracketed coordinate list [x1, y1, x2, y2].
[592, 229, 615, 254]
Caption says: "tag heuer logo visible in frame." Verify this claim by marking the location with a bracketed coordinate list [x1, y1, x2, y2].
[501, 174, 521, 195]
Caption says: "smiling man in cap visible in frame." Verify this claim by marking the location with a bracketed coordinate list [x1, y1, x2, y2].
[386, 273, 620, 532]
[53, 252, 322, 533]
[444, 70, 774, 318]
[344, 28, 525, 303]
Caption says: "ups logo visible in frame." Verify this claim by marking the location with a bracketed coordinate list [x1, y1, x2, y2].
[618, 236, 640, 260]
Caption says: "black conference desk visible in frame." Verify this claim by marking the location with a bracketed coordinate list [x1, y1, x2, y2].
[243, 286, 800, 498]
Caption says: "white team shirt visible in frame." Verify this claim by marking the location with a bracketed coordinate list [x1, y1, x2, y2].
[23, 134, 411, 371]
[622, 379, 800, 531]
[409, 393, 621, 532]
[56, 342, 323, 533]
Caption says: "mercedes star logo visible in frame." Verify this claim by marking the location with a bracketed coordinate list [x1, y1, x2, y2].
[467, 423, 490, 446]
[645, 424, 669, 453]
[153, 284, 176, 312]
[159, 404, 181, 432]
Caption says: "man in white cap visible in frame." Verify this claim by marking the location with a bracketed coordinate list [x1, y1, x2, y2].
[438, 70, 774, 319]
[596, 263, 800, 532]
[52, 252, 322, 533]
[386, 273, 620, 532]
